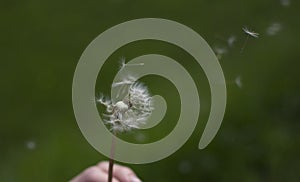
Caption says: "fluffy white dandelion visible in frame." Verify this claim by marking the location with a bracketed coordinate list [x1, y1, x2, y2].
[97, 58, 151, 182]
[97, 79, 153, 133]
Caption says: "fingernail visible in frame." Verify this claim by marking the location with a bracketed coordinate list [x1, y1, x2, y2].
[130, 176, 142, 182]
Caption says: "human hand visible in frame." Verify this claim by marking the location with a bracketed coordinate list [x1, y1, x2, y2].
[70, 161, 142, 182]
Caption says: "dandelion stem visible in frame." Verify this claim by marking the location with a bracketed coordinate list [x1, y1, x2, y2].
[108, 159, 114, 182]
[108, 132, 117, 182]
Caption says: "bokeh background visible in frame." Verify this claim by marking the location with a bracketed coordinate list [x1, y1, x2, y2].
[1, 0, 300, 181]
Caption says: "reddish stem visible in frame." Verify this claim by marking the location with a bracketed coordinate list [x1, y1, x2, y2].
[108, 133, 116, 182]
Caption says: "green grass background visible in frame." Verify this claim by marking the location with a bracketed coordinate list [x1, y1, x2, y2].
[1, 0, 300, 181]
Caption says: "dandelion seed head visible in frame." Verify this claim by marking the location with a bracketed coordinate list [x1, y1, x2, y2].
[106, 105, 113, 112]
[97, 76, 153, 133]
[115, 101, 129, 112]
[243, 27, 259, 38]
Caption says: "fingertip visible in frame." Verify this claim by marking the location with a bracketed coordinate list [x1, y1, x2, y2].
[113, 166, 139, 182]
[112, 178, 120, 182]
[97, 161, 109, 171]
[96, 161, 141, 182]
[128, 175, 142, 182]
[85, 166, 121, 182]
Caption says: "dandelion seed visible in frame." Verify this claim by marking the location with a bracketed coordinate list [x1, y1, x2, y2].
[227, 35, 236, 47]
[235, 76, 243, 88]
[266, 23, 282, 36]
[214, 47, 227, 55]
[241, 27, 259, 53]
[112, 75, 138, 99]
[119, 57, 144, 70]
[280, 0, 290, 7]
[96, 94, 111, 107]
[214, 46, 227, 60]
[112, 80, 135, 87]
[25, 140, 36, 150]
[243, 27, 259, 38]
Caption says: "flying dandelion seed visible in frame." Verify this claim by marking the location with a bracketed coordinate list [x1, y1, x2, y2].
[243, 27, 259, 38]
[214, 46, 227, 60]
[227, 35, 236, 47]
[266, 23, 282, 36]
[241, 27, 259, 53]
[25, 140, 36, 150]
[280, 0, 290, 7]
[235, 76, 243, 88]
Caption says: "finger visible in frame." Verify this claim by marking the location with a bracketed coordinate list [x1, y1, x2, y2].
[72, 166, 120, 182]
[97, 162, 141, 182]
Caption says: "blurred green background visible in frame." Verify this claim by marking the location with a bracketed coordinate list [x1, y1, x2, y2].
[1, 0, 300, 181]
